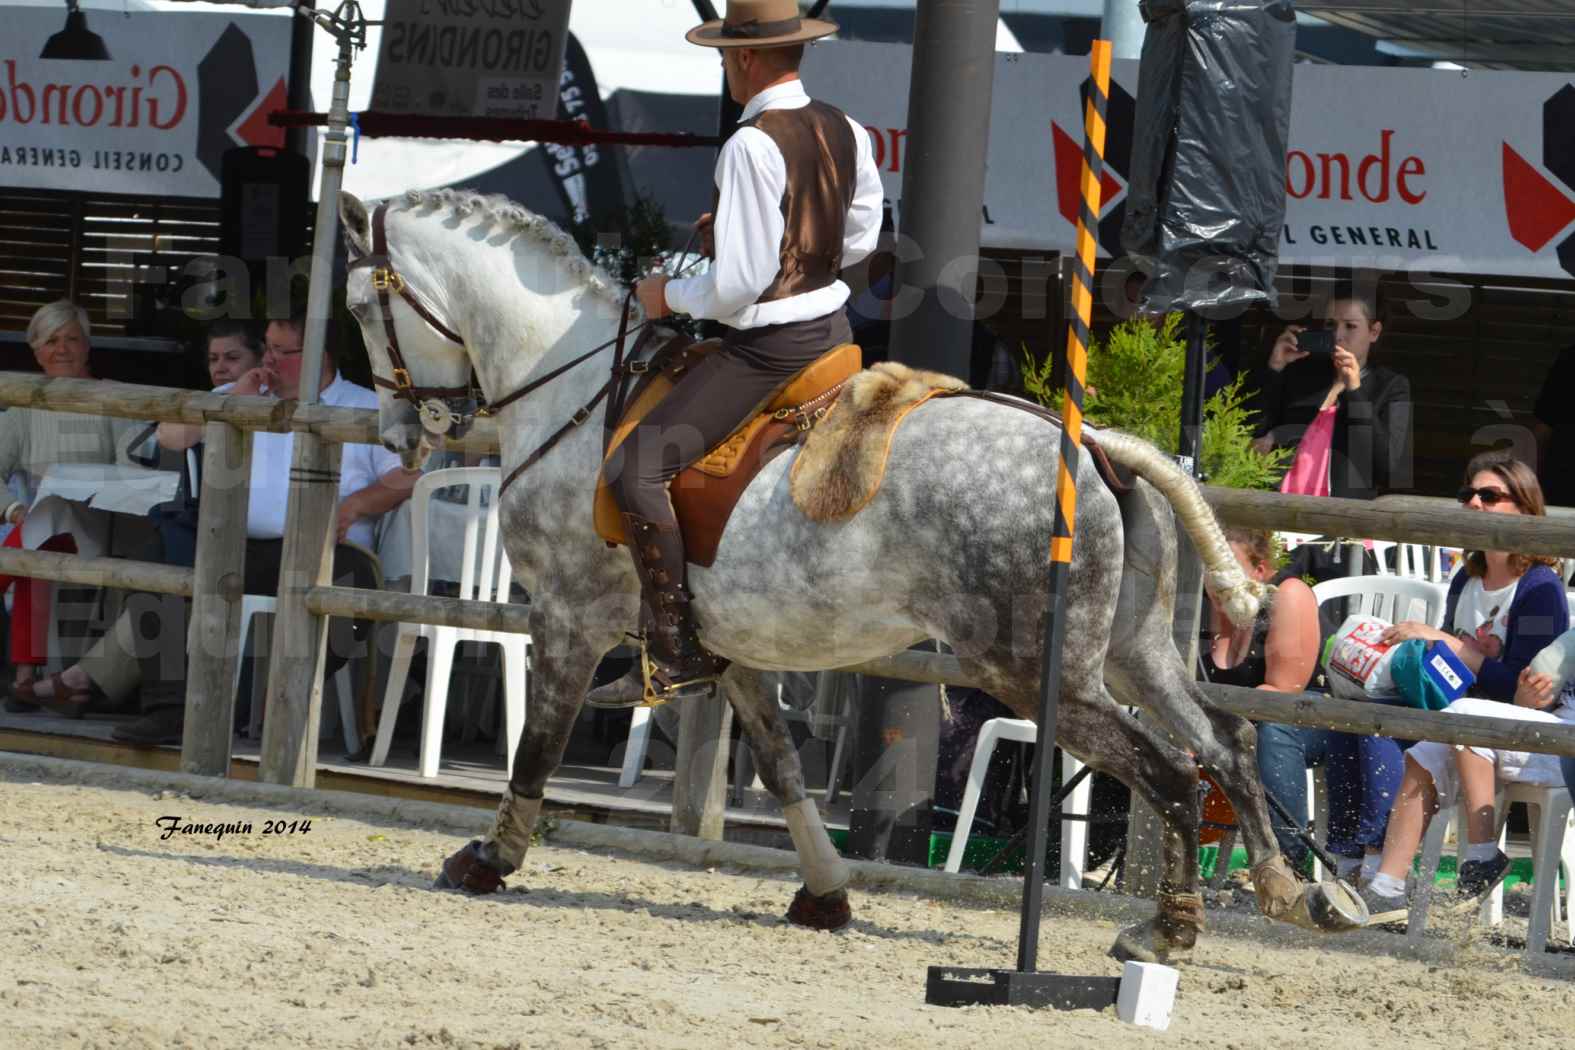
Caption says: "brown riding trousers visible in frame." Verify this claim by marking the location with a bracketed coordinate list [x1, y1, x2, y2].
[610, 310, 853, 526]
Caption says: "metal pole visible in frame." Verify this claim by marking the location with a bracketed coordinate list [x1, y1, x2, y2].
[296, 8, 356, 407]
[1170, 311, 1209, 670]
[1177, 311, 1207, 475]
[1101, 0, 1147, 60]
[888, 0, 1000, 377]
[1018, 42, 1112, 975]
[851, 0, 1000, 862]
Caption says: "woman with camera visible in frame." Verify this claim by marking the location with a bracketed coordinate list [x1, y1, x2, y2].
[1250, 281, 1413, 501]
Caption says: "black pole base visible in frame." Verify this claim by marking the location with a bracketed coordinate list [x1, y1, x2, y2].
[924, 967, 1120, 1011]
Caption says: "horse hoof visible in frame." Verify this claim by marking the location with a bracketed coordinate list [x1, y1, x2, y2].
[1108, 918, 1190, 965]
[1252, 856, 1369, 932]
[434, 839, 509, 894]
[1307, 880, 1368, 932]
[786, 885, 851, 931]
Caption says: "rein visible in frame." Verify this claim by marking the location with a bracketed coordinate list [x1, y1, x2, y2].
[497, 292, 651, 497]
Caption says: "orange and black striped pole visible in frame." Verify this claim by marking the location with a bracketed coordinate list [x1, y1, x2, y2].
[1017, 39, 1113, 974]
[1050, 41, 1111, 567]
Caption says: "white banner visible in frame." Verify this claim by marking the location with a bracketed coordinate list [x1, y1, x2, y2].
[0, 7, 292, 197]
[803, 41, 1575, 279]
[371, 0, 571, 120]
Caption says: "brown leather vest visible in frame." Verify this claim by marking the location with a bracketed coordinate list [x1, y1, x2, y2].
[734, 100, 859, 304]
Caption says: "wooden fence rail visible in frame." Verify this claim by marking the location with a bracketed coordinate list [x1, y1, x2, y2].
[847, 650, 1575, 758]
[0, 547, 193, 597]
[0, 373, 500, 455]
[1205, 487, 1575, 557]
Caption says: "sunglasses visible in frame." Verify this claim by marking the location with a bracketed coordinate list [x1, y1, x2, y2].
[1456, 486, 1518, 507]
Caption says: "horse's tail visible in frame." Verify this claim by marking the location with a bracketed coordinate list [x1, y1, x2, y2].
[1092, 430, 1269, 627]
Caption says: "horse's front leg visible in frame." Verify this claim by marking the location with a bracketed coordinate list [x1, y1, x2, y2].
[723, 666, 852, 931]
[436, 604, 609, 894]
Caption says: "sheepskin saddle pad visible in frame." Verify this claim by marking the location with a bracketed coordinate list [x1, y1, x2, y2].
[788, 368, 1138, 523]
[788, 361, 968, 522]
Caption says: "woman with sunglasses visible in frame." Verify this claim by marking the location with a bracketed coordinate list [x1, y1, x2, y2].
[1353, 450, 1570, 925]
[1380, 451, 1566, 692]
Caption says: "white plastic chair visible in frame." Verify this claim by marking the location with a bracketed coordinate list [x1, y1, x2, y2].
[236, 594, 359, 754]
[370, 468, 529, 779]
[1408, 783, 1575, 958]
[1311, 575, 1449, 628]
[1371, 541, 1444, 582]
[941, 718, 1092, 889]
[619, 705, 657, 788]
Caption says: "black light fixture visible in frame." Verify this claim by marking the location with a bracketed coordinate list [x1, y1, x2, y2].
[40, 0, 111, 61]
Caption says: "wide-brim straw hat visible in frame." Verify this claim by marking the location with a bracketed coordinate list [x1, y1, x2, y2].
[686, 0, 839, 49]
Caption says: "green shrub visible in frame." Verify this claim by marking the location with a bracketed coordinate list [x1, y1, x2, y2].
[1022, 314, 1290, 490]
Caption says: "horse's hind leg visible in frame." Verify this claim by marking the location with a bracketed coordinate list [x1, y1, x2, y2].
[723, 666, 852, 931]
[1111, 648, 1367, 934]
[437, 615, 607, 894]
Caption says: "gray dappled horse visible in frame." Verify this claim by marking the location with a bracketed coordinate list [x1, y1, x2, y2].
[338, 189, 1364, 962]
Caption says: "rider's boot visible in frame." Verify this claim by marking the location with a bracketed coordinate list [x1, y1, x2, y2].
[583, 665, 647, 709]
[612, 512, 728, 707]
[584, 602, 656, 710]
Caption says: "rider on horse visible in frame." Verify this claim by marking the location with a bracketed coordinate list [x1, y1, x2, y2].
[592, 0, 884, 707]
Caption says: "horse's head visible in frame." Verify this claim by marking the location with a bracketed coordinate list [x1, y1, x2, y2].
[340, 191, 477, 469]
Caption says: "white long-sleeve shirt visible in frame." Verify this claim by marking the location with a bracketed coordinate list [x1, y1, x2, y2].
[664, 79, 884, 330]
[213, 373, 402, 549]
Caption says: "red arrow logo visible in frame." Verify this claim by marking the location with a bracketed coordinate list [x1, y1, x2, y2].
[1052, 121, 1123, 228]
[233, 77, 288, 150]
[1503, 142, 1575, 253]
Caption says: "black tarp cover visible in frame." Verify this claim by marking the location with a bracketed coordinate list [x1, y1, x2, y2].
[1121, 0, 1297, 313]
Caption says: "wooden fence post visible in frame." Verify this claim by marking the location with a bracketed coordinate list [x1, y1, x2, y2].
[180, 422, 252, 777]
[258, 433, 341, 787]
[671, 695, 732, 840]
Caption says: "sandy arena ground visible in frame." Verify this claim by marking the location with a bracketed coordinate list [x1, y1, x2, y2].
[4, 760, 1575, 1050]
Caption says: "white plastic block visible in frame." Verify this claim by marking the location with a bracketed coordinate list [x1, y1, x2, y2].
[1116, 960, 1179, 1032]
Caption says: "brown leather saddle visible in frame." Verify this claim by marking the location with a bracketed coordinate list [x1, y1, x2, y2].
[594, 334, 862, 566]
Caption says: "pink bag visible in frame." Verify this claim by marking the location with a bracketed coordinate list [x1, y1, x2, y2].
[1279, 403, 1336, 497]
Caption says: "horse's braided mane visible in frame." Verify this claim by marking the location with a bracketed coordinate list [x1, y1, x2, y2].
[397, 188, 624, 309]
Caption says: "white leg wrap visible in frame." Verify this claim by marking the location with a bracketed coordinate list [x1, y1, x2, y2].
[485, 790, 542, 870]
[785, 799, 849, 897]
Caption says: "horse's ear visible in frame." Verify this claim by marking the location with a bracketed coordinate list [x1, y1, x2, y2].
[339, 192, 372, 255]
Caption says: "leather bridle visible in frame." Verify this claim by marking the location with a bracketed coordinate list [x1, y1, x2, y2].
[346, 201, 654, 492]
[347, 203, 479, 437]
